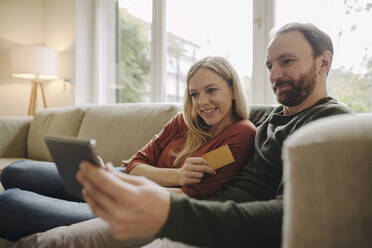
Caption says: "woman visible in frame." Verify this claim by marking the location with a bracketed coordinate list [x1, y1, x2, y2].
[0, 56, 255, 241]
[123, 56, 255, 199]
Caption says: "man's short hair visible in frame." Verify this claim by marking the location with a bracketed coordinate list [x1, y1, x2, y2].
[272, 23, 333, 57]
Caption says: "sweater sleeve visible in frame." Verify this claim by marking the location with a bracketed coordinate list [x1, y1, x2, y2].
[158, 193, 283, 248]
[125, 113, 185, 173]
[181, 121, 256, 199]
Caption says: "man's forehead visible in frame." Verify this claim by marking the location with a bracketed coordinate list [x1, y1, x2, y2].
[266, 31, 312, 61]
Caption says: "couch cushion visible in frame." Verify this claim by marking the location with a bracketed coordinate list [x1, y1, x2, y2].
[27, 106, 86, 161]
[77, 103, 181, 166]
[0, 117, 31, 158]
[282, 114, 372, 248]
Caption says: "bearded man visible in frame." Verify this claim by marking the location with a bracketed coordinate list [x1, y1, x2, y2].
[11, 23, 353, 248]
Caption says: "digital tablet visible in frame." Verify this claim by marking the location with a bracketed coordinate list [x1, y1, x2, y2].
[44, 135, 102, 200]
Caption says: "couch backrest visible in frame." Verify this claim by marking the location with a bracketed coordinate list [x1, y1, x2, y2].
[27, 106, 86, 161]
[77, 103, 181, 165]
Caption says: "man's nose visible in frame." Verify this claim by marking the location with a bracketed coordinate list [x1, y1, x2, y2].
[270, 65, 284, 83]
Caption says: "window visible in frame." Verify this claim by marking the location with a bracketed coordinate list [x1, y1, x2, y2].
[104, 0, 371, 112]
[165, 0, 253, 103]
[117, 0, 152, 103]
[276, 0, 372, 112]
[116, 0, 253, 104]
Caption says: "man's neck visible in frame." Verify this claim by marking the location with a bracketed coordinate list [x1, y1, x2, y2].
[283, 94, 328, 115]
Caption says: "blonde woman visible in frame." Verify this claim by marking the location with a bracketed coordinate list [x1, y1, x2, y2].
[124, 56, 256, 198]
[0, 56, 255, 241]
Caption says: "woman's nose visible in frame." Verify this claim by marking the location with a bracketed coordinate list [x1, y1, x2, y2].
[197, 93, 209, 105]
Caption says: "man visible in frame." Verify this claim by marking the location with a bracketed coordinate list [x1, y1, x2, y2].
[13, 23, 352, 248]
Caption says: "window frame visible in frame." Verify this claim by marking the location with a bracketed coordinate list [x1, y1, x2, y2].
[96, 0, 276, 105]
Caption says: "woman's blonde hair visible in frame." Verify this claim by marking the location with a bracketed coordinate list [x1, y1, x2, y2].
[173, 56, 248, 166]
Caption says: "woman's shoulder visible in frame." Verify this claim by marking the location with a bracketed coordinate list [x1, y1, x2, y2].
[165, 112, 188, 131]
[217, 119, 256, 140]
[232, 119, 256, 132]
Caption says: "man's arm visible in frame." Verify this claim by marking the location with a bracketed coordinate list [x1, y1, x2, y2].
[77, 162, 282, 248]
[158, 194, 283, 248]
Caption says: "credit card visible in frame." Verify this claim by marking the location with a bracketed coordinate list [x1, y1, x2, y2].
[201, 144, 235, 170]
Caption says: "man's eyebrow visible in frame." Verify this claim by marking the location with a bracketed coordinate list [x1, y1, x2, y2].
[276, 53, 295, 60]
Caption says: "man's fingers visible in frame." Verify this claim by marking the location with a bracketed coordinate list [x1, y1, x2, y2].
[79, 162, 138, 199]
[82, 189, 115, 223]
[110, 168, 145, 186]
[82, 178, 118, 210]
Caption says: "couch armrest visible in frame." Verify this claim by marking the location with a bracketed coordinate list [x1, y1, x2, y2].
[0, 116, 32, 157]
[282, 114, 372, 248]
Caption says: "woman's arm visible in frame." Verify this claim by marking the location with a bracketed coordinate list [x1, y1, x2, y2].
[129, 157, 215, 187]
[129, 164, 179, 186]
[182, 120, 256, 199]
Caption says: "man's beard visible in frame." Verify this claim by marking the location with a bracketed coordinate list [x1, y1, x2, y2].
[273, 64, 318, 107]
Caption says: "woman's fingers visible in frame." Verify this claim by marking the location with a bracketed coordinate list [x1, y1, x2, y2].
[193, 165, 216, 175]
[185, 171, 204, 179]
[184, 163, 216, 175]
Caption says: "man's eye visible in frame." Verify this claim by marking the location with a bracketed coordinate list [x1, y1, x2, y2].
[281, 59, 294, 66]
[207, 88, 217, 94]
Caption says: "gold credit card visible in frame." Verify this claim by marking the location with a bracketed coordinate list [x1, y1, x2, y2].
[201, 144, 235, 170]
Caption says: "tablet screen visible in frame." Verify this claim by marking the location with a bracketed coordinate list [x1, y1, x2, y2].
[44, 135, 101, 200]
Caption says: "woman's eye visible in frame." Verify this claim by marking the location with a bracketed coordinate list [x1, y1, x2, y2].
[207, 88, 217, 94]
[190, 92, 198, 98]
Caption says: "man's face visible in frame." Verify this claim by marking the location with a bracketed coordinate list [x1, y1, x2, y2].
[265, 31, 320, 106]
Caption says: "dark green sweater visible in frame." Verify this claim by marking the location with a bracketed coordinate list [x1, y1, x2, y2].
[158, 97, 352, 248]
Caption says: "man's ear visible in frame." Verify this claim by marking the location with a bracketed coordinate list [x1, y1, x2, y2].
[320, 50, 333, 75]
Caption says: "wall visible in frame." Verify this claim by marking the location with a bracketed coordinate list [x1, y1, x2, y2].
[0, 0, 75, 116]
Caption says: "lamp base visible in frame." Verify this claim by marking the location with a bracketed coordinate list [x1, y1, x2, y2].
[28, 81, 47, 116]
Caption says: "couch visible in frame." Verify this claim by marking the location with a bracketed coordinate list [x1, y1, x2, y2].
[0, 103, 182, 175]
[0, 103, 183, 247]
[0, 104, 371, 247]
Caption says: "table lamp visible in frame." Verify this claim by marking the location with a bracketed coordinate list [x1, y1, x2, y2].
[10, 45, 58, 116]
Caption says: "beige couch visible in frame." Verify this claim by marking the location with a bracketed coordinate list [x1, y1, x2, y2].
[0, 104, 371, 247]
[282, 113, 372, 248]
[0, 103, 182, 176]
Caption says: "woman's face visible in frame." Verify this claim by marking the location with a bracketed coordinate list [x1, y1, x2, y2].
[188, 68, 235, 135]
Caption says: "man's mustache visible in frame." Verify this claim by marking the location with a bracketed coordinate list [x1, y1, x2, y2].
[272, 80, 294, 89]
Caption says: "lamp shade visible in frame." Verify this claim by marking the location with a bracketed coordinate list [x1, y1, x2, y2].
[10, 45, 58, 80]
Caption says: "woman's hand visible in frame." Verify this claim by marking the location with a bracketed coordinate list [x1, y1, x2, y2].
[77, 162, 171, 240]
[177, 157, 216, 186]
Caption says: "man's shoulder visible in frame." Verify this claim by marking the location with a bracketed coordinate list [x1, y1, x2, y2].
[302, 98, 353, 123]
[248, 104, 276, 126]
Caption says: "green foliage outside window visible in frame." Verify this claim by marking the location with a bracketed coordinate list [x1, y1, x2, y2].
[328, 64, 371, 113]
[116, 9, 151, 103]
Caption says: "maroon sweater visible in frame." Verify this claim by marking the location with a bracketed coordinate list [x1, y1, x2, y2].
[124, 113, 256, 199]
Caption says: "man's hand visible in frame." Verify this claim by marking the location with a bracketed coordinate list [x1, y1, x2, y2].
[177, 157, 216, 186]
[76, 162, 171, 240]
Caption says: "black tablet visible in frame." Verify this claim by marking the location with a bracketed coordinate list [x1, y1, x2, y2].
[44, 135, 102, 201]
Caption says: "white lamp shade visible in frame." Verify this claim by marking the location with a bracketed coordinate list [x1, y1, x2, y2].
[10, 45, 58, 80]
